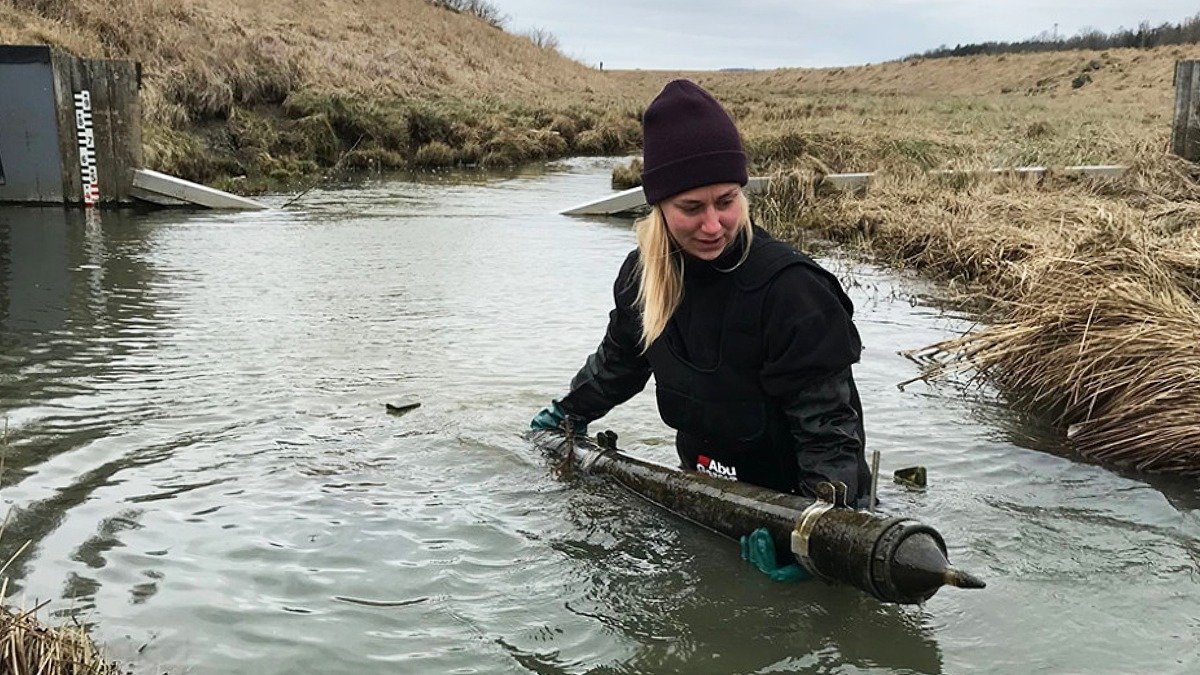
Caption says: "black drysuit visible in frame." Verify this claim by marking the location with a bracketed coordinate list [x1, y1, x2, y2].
[558, 226, 871, 505]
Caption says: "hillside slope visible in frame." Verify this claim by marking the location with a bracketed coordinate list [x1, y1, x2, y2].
[1, 0, 623, 101]
[4, 1, 1199, 186]
[1, 0, 640, 187]
[608, 45, 1200, 173]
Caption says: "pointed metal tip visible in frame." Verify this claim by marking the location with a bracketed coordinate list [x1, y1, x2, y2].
[944, 567, 987, 590]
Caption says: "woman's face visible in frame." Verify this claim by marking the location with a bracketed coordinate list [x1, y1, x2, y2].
[661, 183, 742, 261]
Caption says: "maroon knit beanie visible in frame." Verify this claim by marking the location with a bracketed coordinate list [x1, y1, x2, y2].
[640, 79, 748, 205]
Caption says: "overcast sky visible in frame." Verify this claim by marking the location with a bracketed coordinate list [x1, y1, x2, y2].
[492, 1, 1200, 70]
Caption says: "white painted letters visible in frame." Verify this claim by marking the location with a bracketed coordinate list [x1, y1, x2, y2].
[74, 90, 100, 205]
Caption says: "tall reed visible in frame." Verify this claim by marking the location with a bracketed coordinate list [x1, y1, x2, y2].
[757, 154, 1200, 473]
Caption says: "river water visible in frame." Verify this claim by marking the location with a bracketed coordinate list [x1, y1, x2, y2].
[1, 158, 1197, 674]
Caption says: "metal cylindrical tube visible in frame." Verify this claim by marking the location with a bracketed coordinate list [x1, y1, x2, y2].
[528, 430, 984, 604]
[798, 506, 966, 604]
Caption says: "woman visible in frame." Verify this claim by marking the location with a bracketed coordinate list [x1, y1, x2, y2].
[532, 79, 870, 509]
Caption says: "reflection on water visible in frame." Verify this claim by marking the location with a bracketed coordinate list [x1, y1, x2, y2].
[529, 482, 943, 673]
[1, 160, 1198, 674]
[1, 206, 169, 587]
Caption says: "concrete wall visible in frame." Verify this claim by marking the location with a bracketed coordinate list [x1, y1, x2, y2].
[0, 45, 141, 205]
[0, 46, 65, 202]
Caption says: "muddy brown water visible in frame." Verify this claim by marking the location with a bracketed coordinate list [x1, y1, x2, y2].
[1, 158, 1197, 674]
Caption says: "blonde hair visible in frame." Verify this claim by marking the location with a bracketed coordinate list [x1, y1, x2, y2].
[634, 193, 753, 350]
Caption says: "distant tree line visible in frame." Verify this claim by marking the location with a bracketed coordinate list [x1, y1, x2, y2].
[914, 13, 1200, 59]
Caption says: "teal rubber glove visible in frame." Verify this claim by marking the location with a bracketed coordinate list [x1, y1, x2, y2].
[530, 400, 588, 435]
[740, 527, 811, 582]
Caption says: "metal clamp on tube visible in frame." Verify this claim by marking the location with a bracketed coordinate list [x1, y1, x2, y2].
[790, 481, 846, 580]
[789, 482, 987, 603]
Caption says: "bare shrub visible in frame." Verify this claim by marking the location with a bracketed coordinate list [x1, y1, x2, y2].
[524, 27, 560, 52]
[428, 0, 506, 29]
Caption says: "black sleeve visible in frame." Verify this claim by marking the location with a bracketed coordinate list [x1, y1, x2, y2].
[759, 264, 861, 395]
[558, 251, 653, 422]
[781, 368, 868, 502]
[760, 265, 868, 501]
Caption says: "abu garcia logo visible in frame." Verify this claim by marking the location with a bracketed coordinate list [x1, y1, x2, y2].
[696, 455, 737, 481]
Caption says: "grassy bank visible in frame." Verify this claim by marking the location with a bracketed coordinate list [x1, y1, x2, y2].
[754, 154, 1200, 474]
[4, 1, 1195, 186]
[1, 0, 643, 190]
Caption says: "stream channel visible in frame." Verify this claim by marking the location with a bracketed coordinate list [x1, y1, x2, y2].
[1, 157, 1198, 674]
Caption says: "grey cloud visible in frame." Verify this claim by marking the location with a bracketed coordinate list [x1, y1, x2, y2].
[491, 0, 1200, 69]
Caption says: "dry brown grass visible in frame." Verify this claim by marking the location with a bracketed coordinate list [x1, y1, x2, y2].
[0, 0, 617, 104]
[755, 154, 1200, 473]
[7, 0, 1199, 181]
[6, 0, 1198, 184]
[609, 46, 1200, 173]
[0, 599, 123, 675]
[611, 157, 642, 189]
[1, 0, 639, 186]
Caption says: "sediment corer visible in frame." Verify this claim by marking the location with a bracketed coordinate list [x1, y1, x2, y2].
[528, 428, 985, 605]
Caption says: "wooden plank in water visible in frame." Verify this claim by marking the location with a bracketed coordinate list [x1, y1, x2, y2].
[560, 185, 646, 216]
[127, 186, 190, 206]
[561, 175, 776, 216]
